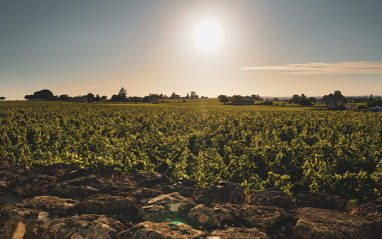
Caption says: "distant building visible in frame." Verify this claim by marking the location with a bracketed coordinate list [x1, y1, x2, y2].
[170, 92, 180, 99]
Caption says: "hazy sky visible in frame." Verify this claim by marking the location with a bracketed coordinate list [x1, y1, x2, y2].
[1, 0, 382, 100]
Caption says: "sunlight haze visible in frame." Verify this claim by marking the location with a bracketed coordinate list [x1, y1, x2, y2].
[1, 0, 382, 100]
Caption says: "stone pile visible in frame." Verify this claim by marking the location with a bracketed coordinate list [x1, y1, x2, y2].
[1, 160, 381, 238]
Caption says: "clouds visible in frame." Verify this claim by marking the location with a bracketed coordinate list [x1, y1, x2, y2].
[240, 61, 382, 75]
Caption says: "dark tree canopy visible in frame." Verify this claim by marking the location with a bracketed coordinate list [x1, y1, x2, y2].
[367, 99, 382, 107]
[25, 89, 55, 101]
[87, 93, 95, 102]
[323, 90, 347, 107]
[58, 94, 70, 101]
[218, 95, 229, 105]
[110, 94, 126, 102]
[230, 95, 242, 105]
[118, 87, 127, 97]
[291, 93, 314, 106]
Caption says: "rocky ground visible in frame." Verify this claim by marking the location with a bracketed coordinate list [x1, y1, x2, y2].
[1, 158, 381, 239]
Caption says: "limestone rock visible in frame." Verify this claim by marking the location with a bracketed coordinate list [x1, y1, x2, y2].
[295, 191, 346, 211]
[1, 161, 382, 239]
[195, 181, 244, 206]
[47, 214, 124, 239]
[123, 221, 207, 239]
[187, 204, 240, 228]
[240, 205, 288, 229]
[138, 192, 196, 222]
[0, 196, 79, 238]
[250, 188, 293, 209]
[129, 188, 162, 203]
[52, 175, 103, 199]
[129, 172, 173, 189]
[78, 194, 137, 220]
[21, 175, 58, 198]
[209, 227, 271, 239]
[356, 200, 382, 222]
[294, 207, 382, 239]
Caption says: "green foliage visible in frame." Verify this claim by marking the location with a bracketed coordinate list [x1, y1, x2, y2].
[367, 99, 382, 107]
[356, 103, 368, 109]
[1, 101, 381, 202]
[218, 95, 229, 105]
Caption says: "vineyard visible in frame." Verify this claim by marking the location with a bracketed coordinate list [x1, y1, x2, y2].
[1, 101, 381, 203]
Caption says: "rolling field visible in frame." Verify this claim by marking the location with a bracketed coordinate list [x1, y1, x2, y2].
[1, 100, 381, 203]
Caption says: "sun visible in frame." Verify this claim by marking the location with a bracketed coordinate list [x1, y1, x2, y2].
[192, 20, 224, 53]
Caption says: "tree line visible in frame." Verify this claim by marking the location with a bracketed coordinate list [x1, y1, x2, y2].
[23, 88, 205, 103]
[218, 91, 348, 107]
[24, 89, 107, 102]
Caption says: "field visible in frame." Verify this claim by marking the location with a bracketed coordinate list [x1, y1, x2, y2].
[1, 100, 381, 203]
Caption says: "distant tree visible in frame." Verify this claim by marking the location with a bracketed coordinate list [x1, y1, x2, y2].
[290, 93, 314, 106]
[263, 100, 273, 106]
[309, 97, 317, 103]
[367, 99, 382, 107]
[292, 94, 301, 104]
[323, 90, 347, 107]
[87, 93, 95, 102]
[25, 89, 55, 101]
[323, 94, 338, 108]
[35, 89, 54, 100]
[95, 94, 100, 102]
[338, 101, 346, 109]
[0, 97, 5, 101]
[273, 97, 279, 101]
[218, 95, 229, 105]
[299, 93, 312, 106]
[190, 91, 199, 99]
[101, 95, 107, 100]
[118, 87, 127, 98]
[333, 90, 347, 103]
[251, 94, 262, 100]
[186, 93, 190, 99]
[356, 103, 368, 109]
[58, 94, 70, 101]
[230, 95, 242, 105]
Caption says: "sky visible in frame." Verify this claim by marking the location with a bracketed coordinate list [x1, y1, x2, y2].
[1, 0, 382, 100]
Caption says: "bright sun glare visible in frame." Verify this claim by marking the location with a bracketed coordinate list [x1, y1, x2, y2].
[192, 20, 224, 53]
